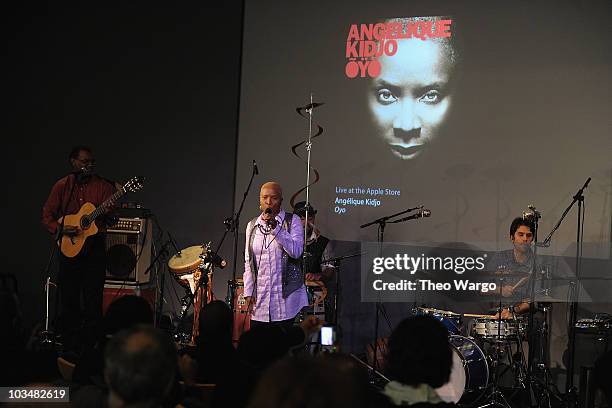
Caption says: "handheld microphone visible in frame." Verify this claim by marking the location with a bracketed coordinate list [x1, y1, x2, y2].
[253, 160, 259, 175]
[263, 207, 277, 228]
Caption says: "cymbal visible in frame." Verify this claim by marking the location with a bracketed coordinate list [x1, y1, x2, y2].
[534, 293, 566, 303]
[493, 267, 526, 276]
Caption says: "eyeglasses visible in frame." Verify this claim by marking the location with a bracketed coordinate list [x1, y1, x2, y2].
[76, 158, 96, 165]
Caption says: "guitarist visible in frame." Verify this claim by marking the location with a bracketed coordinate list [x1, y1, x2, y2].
[42, 146, 117, 353]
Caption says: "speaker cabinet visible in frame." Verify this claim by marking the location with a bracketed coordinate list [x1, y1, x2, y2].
[103, 282, 156, 314]
[105, 217, 152, 284]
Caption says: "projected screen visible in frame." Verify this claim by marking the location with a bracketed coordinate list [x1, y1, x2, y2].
[235, 1, 611, 251]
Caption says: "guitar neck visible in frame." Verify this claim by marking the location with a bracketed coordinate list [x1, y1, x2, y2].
[89, 188, 125, 221]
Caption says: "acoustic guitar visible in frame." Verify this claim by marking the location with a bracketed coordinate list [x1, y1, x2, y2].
[57, 176, 144, 257]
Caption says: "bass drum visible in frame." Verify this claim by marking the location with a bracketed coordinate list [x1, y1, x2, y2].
[435, 335, 489, 406]
[413, 307, 463, 335]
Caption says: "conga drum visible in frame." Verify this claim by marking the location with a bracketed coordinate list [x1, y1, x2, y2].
[229, 278, 251, 344]
[168, 245, 214, 341]
[168, 246, 207, 294]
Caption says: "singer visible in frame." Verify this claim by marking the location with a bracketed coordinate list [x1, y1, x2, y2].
[243, 182, 308, 331]
[41, 146, 117, 353]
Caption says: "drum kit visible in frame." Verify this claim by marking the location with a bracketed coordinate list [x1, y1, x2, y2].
[403, 299, 576, 408]
[408, 306, 532, 407]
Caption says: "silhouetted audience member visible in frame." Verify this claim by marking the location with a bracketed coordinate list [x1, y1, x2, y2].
[179, 300, 235, 385]
[104, 325, 178, 408]
[381, 315, 455, 407]
[248, 354, 369, 408]
[73, 295, 154, 386]
[213, 316, 322, 407]
[177, 300, 237, 390]
[594, 349, 612, 406]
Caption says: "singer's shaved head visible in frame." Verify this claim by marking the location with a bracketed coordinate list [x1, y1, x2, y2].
[260, 182, 282, 197]
[260, 182, 283, 218]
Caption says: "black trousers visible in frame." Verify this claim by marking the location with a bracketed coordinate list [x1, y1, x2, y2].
[249, 317, 296, 333]
[57, 235, 106, 351]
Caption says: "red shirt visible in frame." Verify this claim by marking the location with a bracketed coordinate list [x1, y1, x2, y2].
[42, 174, 116, 235]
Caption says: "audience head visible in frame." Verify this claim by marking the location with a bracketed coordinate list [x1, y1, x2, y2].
[104, 295, 154, 336]
[198, 300, 233, 346]
[104, 325, 177, 408]
[237, 324, 306, 371]
[248, 355, 368, 408]
[385, 315, 452, 388]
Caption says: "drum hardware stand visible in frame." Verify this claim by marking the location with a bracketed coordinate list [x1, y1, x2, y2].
[173, 289, 195, 344]
[531, 302, 565, 408]
[146, 215, 182, 328]
[349, 353, 390, 390]
[478, 276, 513, 408]
[218, 158, 258, 312]
[322, 252, 364, 327]
[360, 206, 425, 373]
[144, 221, 174, 328]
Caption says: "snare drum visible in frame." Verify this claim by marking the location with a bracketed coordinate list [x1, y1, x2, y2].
[413, 307, 462, 335]
[472, 318, 525, 339]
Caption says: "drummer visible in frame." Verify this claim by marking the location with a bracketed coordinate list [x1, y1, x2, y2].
[293, 201, 336, 321]
[486, 217, 537, 319]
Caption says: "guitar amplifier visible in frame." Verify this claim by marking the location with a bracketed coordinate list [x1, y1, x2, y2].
[105, 217, 153, 284]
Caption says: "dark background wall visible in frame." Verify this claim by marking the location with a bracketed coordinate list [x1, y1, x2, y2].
[7, 3, 243, 330]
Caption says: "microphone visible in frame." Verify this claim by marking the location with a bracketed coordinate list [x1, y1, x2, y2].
[522, 205, 541, 221]
[167, 232, 181, 256]
[253, 160, 259, 175]
[206, 251, 228, 269]
[392, 208, 431, 223]
[263, 207, 277, 228]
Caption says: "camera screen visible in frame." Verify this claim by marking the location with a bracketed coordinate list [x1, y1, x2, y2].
[321, 326, 334, 346]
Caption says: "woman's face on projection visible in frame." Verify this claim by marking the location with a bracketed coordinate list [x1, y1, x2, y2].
[368, 37, 454, 160]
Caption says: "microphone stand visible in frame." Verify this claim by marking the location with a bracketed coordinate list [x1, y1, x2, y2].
[360, 207, 423, 372]
[525, 211, 540, 407]
[295, 95, 324, 273]
[217, 160, 258, 312]
[40, 171, 80, 348]
[535, 178, 590, 407]
[563, 179, 591, 406]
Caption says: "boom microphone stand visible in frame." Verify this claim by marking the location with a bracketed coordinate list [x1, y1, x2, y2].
[219, 160, 258, 312]
[538, 178, 591, 407]
[360, 206, 429, 371]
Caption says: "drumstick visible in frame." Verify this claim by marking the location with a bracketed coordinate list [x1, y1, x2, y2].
[512, 276, 529, 291]
[463, 313, 492, 318]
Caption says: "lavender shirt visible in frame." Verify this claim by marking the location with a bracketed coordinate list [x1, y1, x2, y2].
[243, 209, 308, 322]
